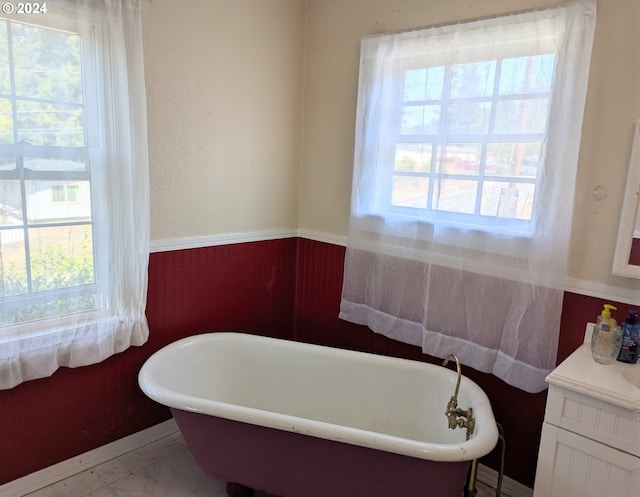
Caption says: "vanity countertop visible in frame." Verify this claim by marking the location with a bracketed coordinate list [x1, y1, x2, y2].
[547, 341, 640, 412]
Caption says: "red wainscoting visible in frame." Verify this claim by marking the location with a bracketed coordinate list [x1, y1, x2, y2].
[0, 239, 297, 485]
[0, 236, 633, 489]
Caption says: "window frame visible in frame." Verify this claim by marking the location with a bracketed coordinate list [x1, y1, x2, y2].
[0, 11, 109, 334]
[358, 24, 562, 241]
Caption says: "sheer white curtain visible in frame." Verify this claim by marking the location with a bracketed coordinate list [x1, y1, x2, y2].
[0, 0, 150, 389]
[340, 0, 596, 392]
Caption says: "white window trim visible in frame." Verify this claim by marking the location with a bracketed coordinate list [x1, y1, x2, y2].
[0, 12, 107, 331]
[0, 0, 150, 389]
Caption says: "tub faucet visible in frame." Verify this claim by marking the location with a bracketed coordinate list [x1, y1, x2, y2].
[442, 354, 475, 440]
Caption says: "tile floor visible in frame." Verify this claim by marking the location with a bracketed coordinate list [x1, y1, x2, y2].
[23, 432, 498, 497]
[24, 432, 226, 497]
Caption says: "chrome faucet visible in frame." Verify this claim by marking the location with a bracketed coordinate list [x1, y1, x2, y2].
[442, 354, 475, 440]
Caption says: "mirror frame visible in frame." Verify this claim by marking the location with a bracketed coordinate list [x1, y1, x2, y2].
[612, 120, 640, 278]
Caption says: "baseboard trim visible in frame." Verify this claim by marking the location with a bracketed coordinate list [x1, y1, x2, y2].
[0, 419, 179, 497]
[477, 464, 533, 497]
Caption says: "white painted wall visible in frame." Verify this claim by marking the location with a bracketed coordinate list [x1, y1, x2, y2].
[142, 0, 305, 240]
[299, 0, 640, 288]
[142, 0, 640, 288]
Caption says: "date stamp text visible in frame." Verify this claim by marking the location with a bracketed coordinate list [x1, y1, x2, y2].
[2, 3, 47, 14]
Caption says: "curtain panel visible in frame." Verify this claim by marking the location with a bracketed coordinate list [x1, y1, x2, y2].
[0, 0, 150, 389]
[340, 0, 596, 393]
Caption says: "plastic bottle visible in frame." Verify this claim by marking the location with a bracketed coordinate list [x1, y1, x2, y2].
[617, 310, 639, 364]
[591, 304, 622, 364]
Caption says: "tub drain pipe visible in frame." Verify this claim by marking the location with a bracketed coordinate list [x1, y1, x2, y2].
[494, 423, 506, 497]
[464, 459, 479, 497]
[464, 422, 505, 497]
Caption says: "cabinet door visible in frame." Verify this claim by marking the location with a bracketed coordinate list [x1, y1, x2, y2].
[534, 424, 640, 497]
[544, 386, 640, 457]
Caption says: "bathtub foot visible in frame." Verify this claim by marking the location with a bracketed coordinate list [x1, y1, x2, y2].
[225, 482, 255, 497]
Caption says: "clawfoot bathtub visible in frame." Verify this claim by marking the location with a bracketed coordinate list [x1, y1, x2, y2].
[139, 332, 498, 497]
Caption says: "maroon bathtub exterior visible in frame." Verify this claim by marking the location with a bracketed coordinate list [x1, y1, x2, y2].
[171, 408, 471, 497]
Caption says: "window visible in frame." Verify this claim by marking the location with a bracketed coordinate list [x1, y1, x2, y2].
[341, 1, 596, 393]
[352, 7, 593, 244]
[51, 183, 82, 204]
[0, 1, 150, 390]
[390, 54, 554, 231]
[0, 16, 97, 327]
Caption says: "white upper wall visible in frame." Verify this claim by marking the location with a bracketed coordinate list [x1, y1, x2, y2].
[142, 0, 640, 288]
[142, 0, 305, 240]
[299, 0, 640, 287]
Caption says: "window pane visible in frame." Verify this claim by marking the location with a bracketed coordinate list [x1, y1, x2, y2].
[50, 184, 80, 203]
[486, 143, 541, 178]
[499, 54, 555, 95]
[401, 105, 441, 135]
[25, 179, 91, 224]
[0, 156, 15, 172]
[441, 142, 482, 175]
[480, 182, 535, 220]
[494, 98, 549, 134]
[433, 179, 477, 214]
[23, 157, 87, 173]
[0, 179, 22, 225]
[448, 101, 491, 135]
[1, 293, 96, 326]
[403, 67, 445, 101]
[16, 100, 84, 146]
[51, 185, 66, 203]
[0, 98, 13, 143]
[450, 61, 496, 99]
[0, 19, 101, 330]
[28, 224, 95, 292]
[395, 143, 433, 172]
[0, 228, 27, 296]
[12, 23, 82, 104]
[392, 175, 429, 208]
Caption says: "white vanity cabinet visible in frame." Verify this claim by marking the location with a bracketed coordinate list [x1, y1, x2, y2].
[533, 338, 640, 497]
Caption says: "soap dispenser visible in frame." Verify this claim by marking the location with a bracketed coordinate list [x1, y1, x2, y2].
[591, 304, 622, 364]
